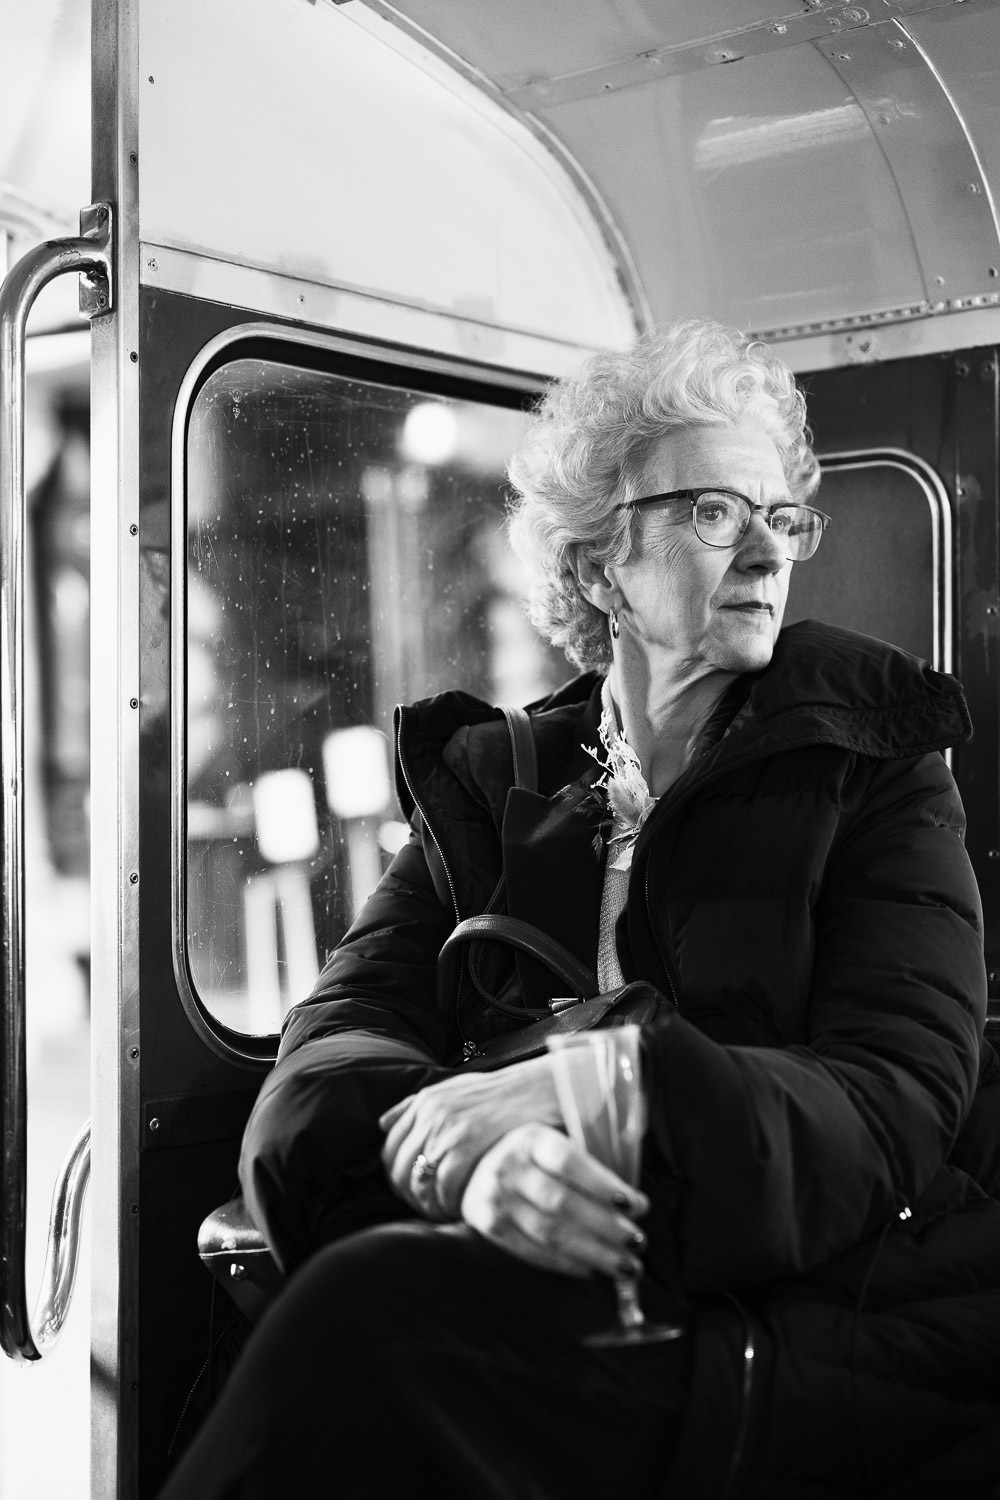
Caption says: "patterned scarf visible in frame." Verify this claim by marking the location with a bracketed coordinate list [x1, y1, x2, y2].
[582, 681, 658, 872]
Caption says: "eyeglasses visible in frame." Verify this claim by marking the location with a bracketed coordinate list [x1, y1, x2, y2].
[616, 488, 832, 562]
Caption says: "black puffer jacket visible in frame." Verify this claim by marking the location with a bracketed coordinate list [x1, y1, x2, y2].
[241, 619, 1000, 1496]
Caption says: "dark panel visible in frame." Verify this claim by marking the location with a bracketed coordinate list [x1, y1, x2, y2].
[785, 461, 937, 660]
[805, 349, 1000, 1013]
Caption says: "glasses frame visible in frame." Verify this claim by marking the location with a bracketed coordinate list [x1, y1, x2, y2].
[616, 487, 832, 561]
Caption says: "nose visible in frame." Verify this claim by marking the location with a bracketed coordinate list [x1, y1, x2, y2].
[734, 510, 789, 574]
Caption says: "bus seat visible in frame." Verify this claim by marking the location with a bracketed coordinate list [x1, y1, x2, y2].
[198, 1197, 284, 1325]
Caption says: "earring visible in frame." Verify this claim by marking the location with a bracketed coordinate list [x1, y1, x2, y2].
[609, 606, 620, 640]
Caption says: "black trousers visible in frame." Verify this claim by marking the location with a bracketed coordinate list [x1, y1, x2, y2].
[159, 1222, 688, 1499]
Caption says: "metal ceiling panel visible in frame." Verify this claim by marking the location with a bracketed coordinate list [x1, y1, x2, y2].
[535, 43, 928, 332]
[360, 0, 1000, 353]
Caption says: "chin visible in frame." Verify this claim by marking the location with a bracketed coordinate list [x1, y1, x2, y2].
[714, 625, 779, 674]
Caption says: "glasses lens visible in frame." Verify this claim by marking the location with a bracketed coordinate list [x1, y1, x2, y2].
[693, 492, 746, 547]
[775, 506, 824, 561]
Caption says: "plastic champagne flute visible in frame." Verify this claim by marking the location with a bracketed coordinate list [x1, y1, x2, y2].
[546, 1026, 684, 1346]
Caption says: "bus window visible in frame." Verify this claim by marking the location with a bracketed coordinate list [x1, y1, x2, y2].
[184, 354, 561, 1036]
[785, 456, 950, 670]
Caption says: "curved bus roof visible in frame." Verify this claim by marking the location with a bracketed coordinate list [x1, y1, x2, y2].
[5, 0, 1000, 372]
[354, 0, 1000, 370]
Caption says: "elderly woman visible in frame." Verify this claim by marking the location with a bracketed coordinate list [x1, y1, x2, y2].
[162, 321, 1000, 1498]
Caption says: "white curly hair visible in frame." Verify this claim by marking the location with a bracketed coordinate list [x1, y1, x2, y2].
[506, 319, 819, 672]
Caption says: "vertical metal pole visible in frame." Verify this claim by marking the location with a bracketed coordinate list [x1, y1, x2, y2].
[91, 0, 140, 1492]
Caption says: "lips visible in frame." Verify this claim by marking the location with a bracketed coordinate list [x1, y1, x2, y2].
[721, 601, 774, 614]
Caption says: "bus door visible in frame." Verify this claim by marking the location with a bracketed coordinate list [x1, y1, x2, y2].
[0, 0, 636, 1494]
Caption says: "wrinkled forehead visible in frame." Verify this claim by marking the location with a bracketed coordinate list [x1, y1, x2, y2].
[639, 423, 791, 500]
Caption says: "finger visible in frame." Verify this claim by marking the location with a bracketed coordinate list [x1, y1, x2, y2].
[514, 1161, 647, 1262]
[463, 1196, 593, 1277]
[529, 1128, 649, 1217]
[483, 1216, 592, 1277]
[379, 1097, 418, 1149]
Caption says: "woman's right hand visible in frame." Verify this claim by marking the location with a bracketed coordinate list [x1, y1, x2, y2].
[459, 1122, 649, 1278]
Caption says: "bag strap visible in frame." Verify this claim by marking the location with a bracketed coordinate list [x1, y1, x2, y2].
[501, 705, 537, 793]
[439, 704, 599, 1019]
[439, 914, 599, 1004]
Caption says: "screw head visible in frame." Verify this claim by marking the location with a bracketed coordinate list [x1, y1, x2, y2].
[129, 1046, 139, 1060]
[129, 523, 138, 536]
[129, 871, 139, 885]
[129, 350, 138, 363]
[149, 1117, 160, 1132]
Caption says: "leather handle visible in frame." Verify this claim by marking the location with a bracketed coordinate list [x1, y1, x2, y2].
[439, 914, 599, 1002]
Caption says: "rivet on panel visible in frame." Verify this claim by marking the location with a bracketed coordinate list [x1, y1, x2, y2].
[769, 21, 788, 34]
[230, 1264, 247, 1282]
[842, 7, 869, 20]
[888, 36, 907, 51]
[956, 362, 970, 376]
[967, 183, 983, 195]
[129, 350, 138, 363]
[129, 697, 139, 710]
[990, 971, 999, 984]
[149, 1117, 160, 1132]
[147, 257, 158, 271]
[129, 871, 139, 885]
[129, 523, 138, 536]
[988, 267, 999, 279]
[128, 1047, 139, 1060]
[989, 850, 1000, 860]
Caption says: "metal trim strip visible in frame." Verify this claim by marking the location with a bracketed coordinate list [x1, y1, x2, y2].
[142, 242, 607, 378]
[90, 0, 142, 1491]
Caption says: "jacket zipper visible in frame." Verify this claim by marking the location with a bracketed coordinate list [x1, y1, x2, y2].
[722, 1294, 757, 1499]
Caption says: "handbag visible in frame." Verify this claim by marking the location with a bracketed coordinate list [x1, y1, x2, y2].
[439, 707, 666, 1070]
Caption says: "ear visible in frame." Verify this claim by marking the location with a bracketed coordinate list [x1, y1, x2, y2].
[571, 548, 620, 615]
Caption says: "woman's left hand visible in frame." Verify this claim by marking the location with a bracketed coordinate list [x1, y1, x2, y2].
[379, 1058, 563, 1221]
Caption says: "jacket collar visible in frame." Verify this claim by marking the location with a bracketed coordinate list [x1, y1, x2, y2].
[723, 619, 972, 764]
[393, 620, 972, 941]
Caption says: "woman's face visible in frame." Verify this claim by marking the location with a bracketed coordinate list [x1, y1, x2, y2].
[604, 423, 794, 679]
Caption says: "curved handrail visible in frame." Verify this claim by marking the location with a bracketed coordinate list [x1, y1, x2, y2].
[0, 206, 111, 1361]
[31, 1122, 92, 1356]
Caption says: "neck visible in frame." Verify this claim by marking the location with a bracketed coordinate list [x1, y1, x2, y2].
[607, 646, 736, 797]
